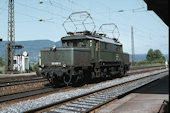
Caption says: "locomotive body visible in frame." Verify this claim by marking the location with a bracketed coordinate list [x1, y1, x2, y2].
[38, 31, 130, 85]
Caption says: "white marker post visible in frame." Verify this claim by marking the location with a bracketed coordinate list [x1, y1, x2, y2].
[165, 60, 168, 69]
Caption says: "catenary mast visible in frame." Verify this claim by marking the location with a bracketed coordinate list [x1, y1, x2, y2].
[5, 0, 15, 72]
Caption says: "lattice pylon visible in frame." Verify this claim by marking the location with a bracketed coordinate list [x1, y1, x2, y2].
[5, 0, 15, 72]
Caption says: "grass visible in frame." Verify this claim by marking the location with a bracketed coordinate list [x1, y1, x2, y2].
[0, 66, 5, 74]
[131, 63, 165, 68]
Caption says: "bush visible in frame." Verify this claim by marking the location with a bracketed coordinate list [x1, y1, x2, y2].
[31, 62, 39, 72]
[0, 57, 4, 66]
[146, 49, 165, 63]
[0, 66, 5, 74]
[133, 60, 149, 66]
[132, 59, 166, 67]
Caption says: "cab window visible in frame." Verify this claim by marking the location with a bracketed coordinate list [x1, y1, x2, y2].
[62, 41, 72, 48]
[62, 39, 89, 48]
[79, 40, 88, 47]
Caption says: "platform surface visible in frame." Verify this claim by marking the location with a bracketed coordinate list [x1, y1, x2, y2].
[97, 75, 169, 113]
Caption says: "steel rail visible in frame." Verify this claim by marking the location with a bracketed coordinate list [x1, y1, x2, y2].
[22, 69, 168, 113]
[0, 65, 165, 88]
[127, 66, 165, 75]
[0, 67, 165, 103]
[0, 85, 72, 103]
[0, 78, 47, 87]
[0, 87, 52, 103]
[130, 65, 165, 70]
[85, 72, 168, 113]
[0, 76, 43, 84]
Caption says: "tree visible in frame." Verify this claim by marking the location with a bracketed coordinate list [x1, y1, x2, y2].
[154, 49, 162, 59]
[31, 62, 39, 72]
[146, 48, 165, 63]
[0, 57, 4, 66]
[146, 49, 154, 62]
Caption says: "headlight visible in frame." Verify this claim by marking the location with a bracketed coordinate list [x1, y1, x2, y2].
[42, 64, 45, 68]
[39, 67, 42, 71]
[63, 64, 66, 67]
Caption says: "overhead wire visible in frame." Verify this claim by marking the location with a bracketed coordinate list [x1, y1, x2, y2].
[134, 26, 168, 40]
[1, 0, 168, 49]
[92, 0, 168, 43]
[117, 24, 166, 46]
[136, 0, 168, 30]
[49, 0, 74, 12]
[15, 1, 67, 19]
[14, 0, 170, 38]
[112, 5, 167, 47]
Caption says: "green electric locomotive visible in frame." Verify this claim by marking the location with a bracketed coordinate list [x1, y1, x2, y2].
[37, 11, 130, 85]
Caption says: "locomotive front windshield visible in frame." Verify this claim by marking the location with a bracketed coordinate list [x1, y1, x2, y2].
[62, 39, 89, 48]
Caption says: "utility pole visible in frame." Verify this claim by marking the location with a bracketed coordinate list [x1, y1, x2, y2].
[5, 0, 15, 72]
[0, 38, 2, 56]
[131, 26, 135, 66]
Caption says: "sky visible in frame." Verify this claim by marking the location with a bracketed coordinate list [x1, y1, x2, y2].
[0, 0, 169, 54]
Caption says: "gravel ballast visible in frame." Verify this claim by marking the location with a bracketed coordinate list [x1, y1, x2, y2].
[0, 69, 168, 113]
[49, 72, 168, 113]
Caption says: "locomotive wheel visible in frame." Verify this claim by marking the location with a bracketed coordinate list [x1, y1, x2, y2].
[72, 74, 85, 86]
[48, 71, 55, 84]
[123, 70, 127, 77]
[63, 74, 72, 86]
[119, 68, 125, 77]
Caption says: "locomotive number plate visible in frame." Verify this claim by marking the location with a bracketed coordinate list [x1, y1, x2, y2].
[51, 62, 61, 65]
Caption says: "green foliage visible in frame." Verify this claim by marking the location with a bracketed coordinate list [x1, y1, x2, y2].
[154, 49, 162, 59]
[0, 57, 4, 66]
[132, 60, 165, 67]
[132, 49, 167, 67]
[146, 49, 165, 63]
[146, 49, 154, 62]
[31, 62, 39, 72]
[0, 66, 5, 74]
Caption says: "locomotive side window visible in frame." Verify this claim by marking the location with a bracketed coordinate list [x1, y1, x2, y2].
[62, 41, 67, 48]
[96, 41, 98, 51]
[100, 42, 104, 50]
[100, 42, 107, 51]
[108, 43, 115, 51]
[73, 40, 78, 47]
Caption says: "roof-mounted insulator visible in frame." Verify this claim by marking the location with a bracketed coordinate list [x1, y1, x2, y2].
[39, 1, 43, 4]
[67, 32, 74, 35]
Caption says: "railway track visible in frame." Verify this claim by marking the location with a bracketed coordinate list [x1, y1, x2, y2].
[0, 65, 165, 88]
[0, 86, 70, 103]
[0, 66, 166, 103]
[22, 69, 168, 113]
[0, 77, 47, 87]
[129, 65, 164, 70]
